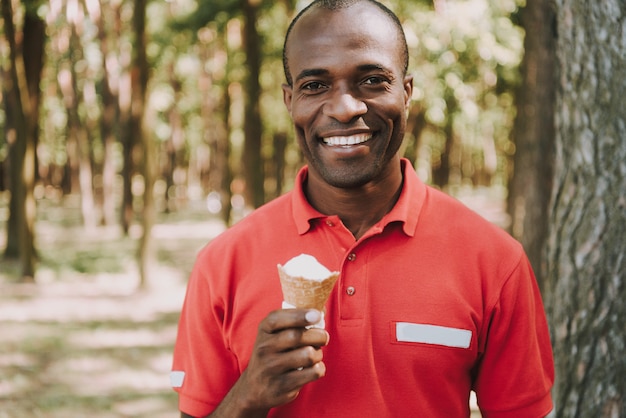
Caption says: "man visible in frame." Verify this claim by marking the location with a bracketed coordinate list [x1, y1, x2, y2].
[171, 1, 555, 417]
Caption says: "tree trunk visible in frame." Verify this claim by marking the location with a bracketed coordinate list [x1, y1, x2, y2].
[165, 66, 183, 213]
[402, 106, 426, 168]
[131, 0, 153, 288]
[272, 132, 287, 199]
[219, 82, 233, 226]
[507, 0, 556, 288]
[201, 39, 233, 224]
[119, 32, 135, 234]
[3, 61, 20, 259]
[432, 119, 454, 188]
[23, 10, 45, 193]
[63, 14, 96, 229]
[88, 0, 120, 226]
[119, 130, 134, 233]
[241, 0, 264, 208]
[545, 0, 626, 416]
[1, 0, 44, 281]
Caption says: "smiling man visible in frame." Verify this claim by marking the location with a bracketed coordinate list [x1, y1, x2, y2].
[171, 1, 555, 417]
[281, 1, 413, 240]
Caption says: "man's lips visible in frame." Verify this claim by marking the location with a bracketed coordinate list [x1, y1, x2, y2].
[322, 133, 372, 146]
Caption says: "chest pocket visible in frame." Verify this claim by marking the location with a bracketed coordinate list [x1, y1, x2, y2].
[394, 322, 472, 349]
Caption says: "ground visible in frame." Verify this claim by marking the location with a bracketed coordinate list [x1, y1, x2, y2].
[0, 197, 226, 417]
[0, 188, 501, 417]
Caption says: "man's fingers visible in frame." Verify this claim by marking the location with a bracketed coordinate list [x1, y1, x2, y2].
[265, 327, 328, 352]
[241, 310, 330, 410]
[261, 309, 322, 333]
[273, 360, 327, 404]
[301, 327, 329, 348]
[264, 344, 325, 375]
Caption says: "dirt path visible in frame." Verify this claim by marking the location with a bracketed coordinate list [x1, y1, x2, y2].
[0, 211, 225, 417]
[0, 273, 185, 417]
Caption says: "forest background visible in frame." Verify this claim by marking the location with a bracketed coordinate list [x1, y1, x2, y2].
[1, 0, 624, 417]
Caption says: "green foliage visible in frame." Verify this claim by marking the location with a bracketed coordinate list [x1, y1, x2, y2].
[396, 0, 523, 187]
[169, 0, 240, 34]
[22, 0, 46, 16]
[2, 0, 524, 206]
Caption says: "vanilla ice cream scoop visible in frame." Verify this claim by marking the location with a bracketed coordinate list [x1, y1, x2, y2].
[278, 254, 339, 312]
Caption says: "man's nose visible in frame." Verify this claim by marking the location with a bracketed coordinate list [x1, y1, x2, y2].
[323, 90, 367, 123]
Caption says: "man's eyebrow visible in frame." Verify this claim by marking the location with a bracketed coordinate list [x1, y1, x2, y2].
[295, 68, 329, 83]
[357, 63, 394, 75]
[294, 64, 394, 84]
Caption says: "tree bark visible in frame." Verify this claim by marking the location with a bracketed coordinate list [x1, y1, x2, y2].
[131, 0, 153, 288]
[119, 37, 135, 234]
[3, 58, 20, 259]
[507, 0, 556, 288]
[546, 0, 626, 416]
[1, 0, 44, 281]
[241, 0, 265, 208]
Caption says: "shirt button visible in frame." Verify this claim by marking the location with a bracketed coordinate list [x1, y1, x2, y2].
[346, 286, 356, 296]
[347, 253, 356, 261]
[325, 220, 334, 227]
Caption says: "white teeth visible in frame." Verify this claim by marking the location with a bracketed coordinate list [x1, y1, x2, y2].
[323, 134, 371, 146]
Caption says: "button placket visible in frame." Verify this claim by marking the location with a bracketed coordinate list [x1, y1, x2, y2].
[339, 247, 367, 321]
[344, 252, 357, 295]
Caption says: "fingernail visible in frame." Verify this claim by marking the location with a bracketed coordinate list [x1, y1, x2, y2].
[305, 309, 321, 324]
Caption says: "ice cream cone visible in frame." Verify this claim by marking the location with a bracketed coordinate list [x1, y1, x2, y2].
[277, 254, 339, 311]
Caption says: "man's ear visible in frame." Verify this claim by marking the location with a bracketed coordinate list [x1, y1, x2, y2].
[282, 83, 293, 115]
[403, 75, 414, 108]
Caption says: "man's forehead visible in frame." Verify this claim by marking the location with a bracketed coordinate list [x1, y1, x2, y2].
[287, 5, 398, 54]
[287, 2, 396, 47]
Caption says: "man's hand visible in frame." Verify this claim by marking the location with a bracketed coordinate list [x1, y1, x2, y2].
[199, 308, 329, 418]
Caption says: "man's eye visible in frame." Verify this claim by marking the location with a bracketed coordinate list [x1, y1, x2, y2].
[363, 76, 387, 85]
[302, 81, 326, 91]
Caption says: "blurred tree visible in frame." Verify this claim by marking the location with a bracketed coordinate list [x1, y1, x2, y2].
[166, 0, 241, 222]
[200, 25, 234, 224]
[172, 0, 292, 210]
[401, 0, 522, 190]
[507, 0, 555, 288]
[1, 0, 45, 281]
[60, 0, 97, 228]
[545, 0, 626, 415]
[0, 0, 530, 283]
[241, 0, 264, 208]
[86, 0, 121, 227]
[129, 0, 153, 287]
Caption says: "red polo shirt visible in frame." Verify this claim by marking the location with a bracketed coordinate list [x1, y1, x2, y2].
[172, 159, 554, 417]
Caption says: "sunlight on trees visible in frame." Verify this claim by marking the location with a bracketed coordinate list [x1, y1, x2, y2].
[1, 0, 523, 279]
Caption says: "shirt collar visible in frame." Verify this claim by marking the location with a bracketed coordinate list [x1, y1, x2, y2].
[291, 158, 426, 237]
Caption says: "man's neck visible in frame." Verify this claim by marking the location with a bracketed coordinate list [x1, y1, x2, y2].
[304, 162, 404, 240]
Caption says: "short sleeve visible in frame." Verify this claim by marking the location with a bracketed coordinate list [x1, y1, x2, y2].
[171, 253, 240, 417]
[474, 256, 555, 417]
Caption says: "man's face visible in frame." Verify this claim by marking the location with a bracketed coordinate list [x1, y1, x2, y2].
[283, 3, 413, 189]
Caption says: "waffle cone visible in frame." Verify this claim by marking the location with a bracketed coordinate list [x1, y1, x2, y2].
[278, 265, 339, 311]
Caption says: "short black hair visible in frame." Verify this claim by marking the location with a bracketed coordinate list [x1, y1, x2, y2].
[282, 0, 409, 86]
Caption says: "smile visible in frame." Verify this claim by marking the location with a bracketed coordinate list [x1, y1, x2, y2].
[322, 134, 372, 146]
